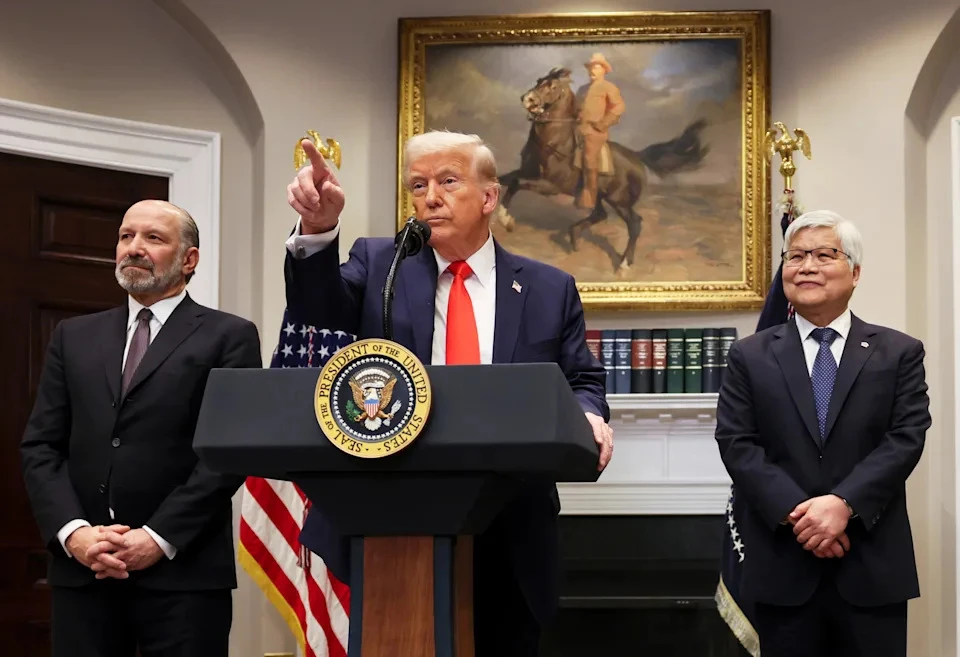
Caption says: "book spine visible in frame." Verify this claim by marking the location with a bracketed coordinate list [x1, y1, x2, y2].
[651, 329, 667, 393]
[666, 329, 685, 393]
[719, 327, 738, 386]
[683, 328, 703, 393]
[601, 329, 617, 394]
[702, 328, 721, 393]
[585, 329, 601, 364]
[631, 329, 652, 393]
[614, 329, 632, 393]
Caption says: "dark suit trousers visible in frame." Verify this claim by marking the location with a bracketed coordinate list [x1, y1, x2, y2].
[473, 514, 541, 657]
[51, 581, 232, 657]
[754, 566, 906, 657]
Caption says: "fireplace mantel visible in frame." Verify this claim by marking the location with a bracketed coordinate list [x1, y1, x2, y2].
[559, 393, 730, 515]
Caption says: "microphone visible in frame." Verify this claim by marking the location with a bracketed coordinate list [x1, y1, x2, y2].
[394, 216, 431, 257]
[383, 217, 432, 340]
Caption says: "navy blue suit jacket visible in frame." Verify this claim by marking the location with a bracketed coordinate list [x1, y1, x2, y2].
[715, 315, 930, 607]
[284, 234, 608, 621]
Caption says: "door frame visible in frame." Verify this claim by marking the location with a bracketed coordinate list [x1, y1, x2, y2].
[952, 114, 960, 654]
[0, 97, 220, 308]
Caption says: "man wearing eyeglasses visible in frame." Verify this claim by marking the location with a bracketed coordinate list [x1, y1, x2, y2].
[714, 210, 929, 657]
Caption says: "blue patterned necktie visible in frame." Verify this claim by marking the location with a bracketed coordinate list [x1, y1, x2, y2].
[810, 327, 839, 440]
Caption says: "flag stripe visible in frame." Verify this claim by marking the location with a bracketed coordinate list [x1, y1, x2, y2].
[243, 479, 344, 656]
[249, 478, 349, 652]
[245, 491, 331, 657]
[260, 478, 352, 619]
[246, 477, 304, 555]
[238, 515, 315, 657]
[310, 558, 351, 647]
[238, 311, 354, 656]
[306, 568, 347, 657]
[243, 483, 346, 657]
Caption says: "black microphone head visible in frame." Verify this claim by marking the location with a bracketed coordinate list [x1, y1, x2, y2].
[395, 216, 431, 257]
[412, 219, 431, 243]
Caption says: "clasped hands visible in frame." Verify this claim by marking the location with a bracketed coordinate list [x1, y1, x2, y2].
[787, 494, 852, 559]
[65, 524, 164, 579]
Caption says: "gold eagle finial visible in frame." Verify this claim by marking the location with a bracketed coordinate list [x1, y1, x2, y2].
[763, 121, 811, 190]
[294, 129, 342, 170]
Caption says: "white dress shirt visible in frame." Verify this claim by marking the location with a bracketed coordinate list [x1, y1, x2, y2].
[286, 218, 496, 365]
[794, 308, 851, 375]
[56, 291, 186, 561]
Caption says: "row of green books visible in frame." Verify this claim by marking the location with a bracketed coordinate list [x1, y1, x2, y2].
[586, 328, 739, 394]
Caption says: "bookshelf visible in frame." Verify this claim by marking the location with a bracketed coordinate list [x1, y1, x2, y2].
[607, 392, 719, 413]
[588, 327, 738, 395]
[559, 392, 730, 516]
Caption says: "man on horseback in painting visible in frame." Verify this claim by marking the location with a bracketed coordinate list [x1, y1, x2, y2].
[575, 52, 625, 209]
[502, 63, 708, 272]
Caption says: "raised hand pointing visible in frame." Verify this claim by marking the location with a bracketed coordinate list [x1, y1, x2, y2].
[287, 138, 345, 234]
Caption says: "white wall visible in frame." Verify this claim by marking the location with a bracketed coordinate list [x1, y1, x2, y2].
[4, 0, 960, 654]
[917, 47, 960, 656]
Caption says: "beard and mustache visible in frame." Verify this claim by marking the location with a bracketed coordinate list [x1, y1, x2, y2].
[114, 252, 185, 295]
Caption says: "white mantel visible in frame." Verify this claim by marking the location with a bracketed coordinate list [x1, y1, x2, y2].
[558, 393, 730, 516]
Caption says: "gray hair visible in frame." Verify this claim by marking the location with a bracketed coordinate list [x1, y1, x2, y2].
[402, 130, 499, 187]
[784, 210, 863, 269]
[174, 206, 199, 283]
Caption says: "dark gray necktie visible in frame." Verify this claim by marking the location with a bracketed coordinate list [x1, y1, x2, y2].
[122, 308, 153, 396]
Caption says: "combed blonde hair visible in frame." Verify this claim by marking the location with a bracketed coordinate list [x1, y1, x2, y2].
[402, 130, 499, 187]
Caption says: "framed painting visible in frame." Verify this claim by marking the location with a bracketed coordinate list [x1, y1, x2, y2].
[397, 11, 771, 311]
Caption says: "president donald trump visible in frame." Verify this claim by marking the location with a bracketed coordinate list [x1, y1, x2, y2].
[282, 130, 613, 656]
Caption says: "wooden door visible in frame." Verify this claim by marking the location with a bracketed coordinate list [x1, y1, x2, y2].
[0, 151, 168, 656]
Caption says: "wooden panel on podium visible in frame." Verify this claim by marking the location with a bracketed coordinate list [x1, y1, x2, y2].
[361, 537, 435, 656]
[357, 536, 475, 657]
[453, 537, 475, 657]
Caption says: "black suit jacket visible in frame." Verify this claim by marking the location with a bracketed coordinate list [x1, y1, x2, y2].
[21, 294, 262, 591]
[284, 235, 609, 622]
[715, 314, 930, 607]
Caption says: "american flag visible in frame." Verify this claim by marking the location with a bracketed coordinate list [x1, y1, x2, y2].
[238, 308, 355, 656]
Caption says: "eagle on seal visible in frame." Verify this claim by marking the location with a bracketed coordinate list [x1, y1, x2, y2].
[349, 376, 398, 424]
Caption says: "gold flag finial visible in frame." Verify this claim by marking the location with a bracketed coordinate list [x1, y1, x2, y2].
[294, 130, 342, 170]
[763, 121, 810, 191]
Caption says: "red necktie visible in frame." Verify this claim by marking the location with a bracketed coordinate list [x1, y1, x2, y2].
[445, 261, 480, 364]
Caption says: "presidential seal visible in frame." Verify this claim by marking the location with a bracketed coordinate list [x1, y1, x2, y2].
[314, 338, 431, 458]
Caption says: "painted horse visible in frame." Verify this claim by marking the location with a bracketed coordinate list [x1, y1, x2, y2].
[497, 67, 710, 271]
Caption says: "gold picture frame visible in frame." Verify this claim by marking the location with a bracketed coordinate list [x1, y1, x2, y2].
[397, 11, 771, 311]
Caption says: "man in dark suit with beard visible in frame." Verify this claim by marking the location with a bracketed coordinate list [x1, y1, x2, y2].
[283, 131, 613, 656]
[715, 210, 930, 657]
[21, 200, 262, 657]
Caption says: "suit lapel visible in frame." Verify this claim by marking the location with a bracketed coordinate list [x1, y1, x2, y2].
[102, 307, 128, 403]
[772, 320, 821, 447]
[493, 243, 526, 363]
[823, 315, 876, 441]
[123, 295, 204, 398]
[401, 247, 438, 364]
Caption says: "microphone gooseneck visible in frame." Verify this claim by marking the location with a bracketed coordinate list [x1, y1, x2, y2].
[383, 217, 431, 340]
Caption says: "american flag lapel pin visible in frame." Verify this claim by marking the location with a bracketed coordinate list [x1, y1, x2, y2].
[512, 280, 522, 293]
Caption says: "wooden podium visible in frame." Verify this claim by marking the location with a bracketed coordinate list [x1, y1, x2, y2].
[193, 363, 600, 656]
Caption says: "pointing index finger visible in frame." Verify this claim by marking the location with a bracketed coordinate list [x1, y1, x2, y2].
[302, 139, 330, 179]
